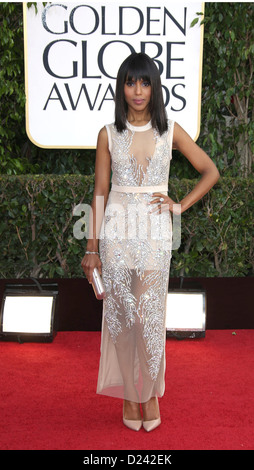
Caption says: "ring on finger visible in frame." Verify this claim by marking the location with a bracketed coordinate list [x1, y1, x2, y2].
[159, 197, 164, 202]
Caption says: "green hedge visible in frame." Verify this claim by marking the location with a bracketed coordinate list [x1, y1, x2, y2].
[0, 175, 253, 278]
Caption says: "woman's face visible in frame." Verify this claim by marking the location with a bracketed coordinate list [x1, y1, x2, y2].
[124, 78, 152, 115]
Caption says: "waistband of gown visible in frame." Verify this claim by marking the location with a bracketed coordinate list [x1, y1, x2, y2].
[111, 184, 168, 194]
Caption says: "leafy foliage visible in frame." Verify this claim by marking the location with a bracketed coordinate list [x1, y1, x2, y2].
[0, 2, 27, 173]
[0, 175, 94, 278]
[0, 175, 253, 278]
[169, 177, 254, 277]
[193, 3, 254, 177]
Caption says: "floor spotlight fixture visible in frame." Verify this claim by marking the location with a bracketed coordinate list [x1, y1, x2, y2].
[0, 280, 58, 343]
[166, 288, 206, 339]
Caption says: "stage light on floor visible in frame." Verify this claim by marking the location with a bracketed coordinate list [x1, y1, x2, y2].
[166, 290, 206, 339]
[0, 281, 58, 343]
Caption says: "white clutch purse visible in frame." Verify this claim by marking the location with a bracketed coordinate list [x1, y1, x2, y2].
[92, 268, 106, 300]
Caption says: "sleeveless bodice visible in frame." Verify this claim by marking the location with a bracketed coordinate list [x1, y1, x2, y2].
[106, 120, 173, 189]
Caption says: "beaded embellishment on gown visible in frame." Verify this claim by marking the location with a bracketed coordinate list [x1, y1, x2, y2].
[97, 119, 174, 403]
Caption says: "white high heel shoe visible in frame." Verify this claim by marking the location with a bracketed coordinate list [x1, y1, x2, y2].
[123, 401, 142, 431]
[123, 417, 142, 431]
[142, 397, 161, 432]
[143, 416, 161, 432]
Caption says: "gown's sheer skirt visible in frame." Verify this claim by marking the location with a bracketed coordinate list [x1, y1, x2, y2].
[97, 120, 174, 403]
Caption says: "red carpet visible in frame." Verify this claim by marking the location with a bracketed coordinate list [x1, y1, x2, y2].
[0, 330, 254, 451]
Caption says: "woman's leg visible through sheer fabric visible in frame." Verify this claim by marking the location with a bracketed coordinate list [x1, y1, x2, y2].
[131, 269, 166, 403]
[114, 316, 142, 421]
[114, 318, 140, 402]
[113, 268, 166, 422]
[132, 269, 164, 425]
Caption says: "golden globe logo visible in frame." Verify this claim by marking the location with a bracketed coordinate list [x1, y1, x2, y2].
[24, 2, 204, 148]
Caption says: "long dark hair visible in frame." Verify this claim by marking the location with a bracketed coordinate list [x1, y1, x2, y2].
[114, 52, 168, 135]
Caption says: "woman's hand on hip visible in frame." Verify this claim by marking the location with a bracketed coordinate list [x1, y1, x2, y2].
[149, 193, 181, 215]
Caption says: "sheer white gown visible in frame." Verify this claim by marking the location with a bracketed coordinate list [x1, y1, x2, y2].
[97, 119, 174, 403]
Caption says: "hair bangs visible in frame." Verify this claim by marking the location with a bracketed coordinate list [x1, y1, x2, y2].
[125, 73, 151, 85]
[124, 55, 153, 84]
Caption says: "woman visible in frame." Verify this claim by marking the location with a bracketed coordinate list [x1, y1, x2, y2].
[81, 52, 219, 432]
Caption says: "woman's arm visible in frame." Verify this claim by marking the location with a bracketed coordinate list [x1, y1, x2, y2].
[81, 126, 111, 282]
[150, 122, 220, 214]
[173, 122, 220, 213]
